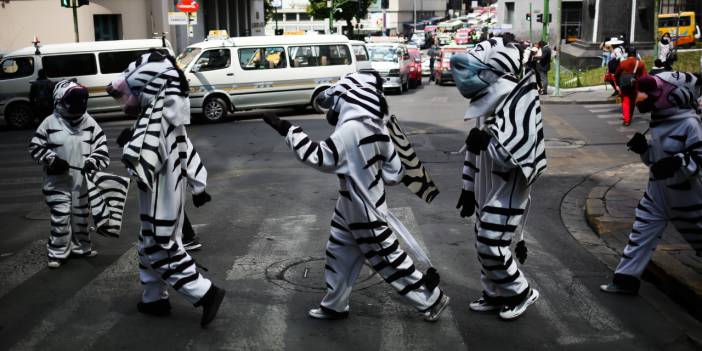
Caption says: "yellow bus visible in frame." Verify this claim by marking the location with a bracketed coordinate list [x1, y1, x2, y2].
[658, 11, 700, 48]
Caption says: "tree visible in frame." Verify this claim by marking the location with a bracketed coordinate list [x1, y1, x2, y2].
[307, 0, 375, 37]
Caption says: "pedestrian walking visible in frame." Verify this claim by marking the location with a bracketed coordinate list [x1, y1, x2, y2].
[108, 51, 225, 327]
[451, 35, 546, 321]
[262, 71, 450, 322]
[615, 46, 647, 126]
[28, 69, 55, 121]
[535, 41, 551, 95]
[28, 79, 109, 268]
[601, 72, 702, 295]
[428, 43, 440, 83]
[658, 33, 675, 66]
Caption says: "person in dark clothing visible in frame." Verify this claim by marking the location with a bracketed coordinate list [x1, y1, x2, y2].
[28, 69, 55, 120]
[536, 41, 551, 95]
[428, 43, 440, 83]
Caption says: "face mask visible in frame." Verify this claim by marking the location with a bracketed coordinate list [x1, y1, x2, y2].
[61, 86, 89, 117]
[661, 38, 670, 45]
[106, 64, 174, 117]
[451, 53, 497, 99]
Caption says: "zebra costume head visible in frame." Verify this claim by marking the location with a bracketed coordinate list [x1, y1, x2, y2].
[316, 71, 389, 131]
[53, 79, 89, 128]
[107, 50, 191, 125]
[451, 36, 522, 100]
[637, 71, 701, 116]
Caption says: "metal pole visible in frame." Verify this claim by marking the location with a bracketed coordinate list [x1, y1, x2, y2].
[529, 2, 533, 43]
[553, 0, 562, 96]
[413, 0, 416, 28]
[275, 6, 279, 33]
[330, 0, 334, 34]
[542, 0, 549, 42]
[383, 7, 387, 36]
[72, 0, 79, 42]
[653, 0, 659, 59]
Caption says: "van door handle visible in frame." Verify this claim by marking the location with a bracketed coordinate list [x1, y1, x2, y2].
[227, 73, 234, 76]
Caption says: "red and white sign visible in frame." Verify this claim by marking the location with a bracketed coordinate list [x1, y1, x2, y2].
[176, 0, 199, 13]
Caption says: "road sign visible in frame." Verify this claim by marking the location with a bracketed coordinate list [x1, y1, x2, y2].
[168, 11, 197, 25]
[176, 0, 199, 13]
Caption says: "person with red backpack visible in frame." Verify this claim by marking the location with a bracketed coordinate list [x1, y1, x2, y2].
[615, 46, 647, 126]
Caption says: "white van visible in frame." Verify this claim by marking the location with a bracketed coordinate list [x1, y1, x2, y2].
[0, 39, 173, 128]
[176, 35, 363, 122]
[366, 42, 412, 93]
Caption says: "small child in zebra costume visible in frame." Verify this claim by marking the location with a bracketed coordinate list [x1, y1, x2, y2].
[107, 51, 225, 327]
[451, 35, 547, 320]
[601, 71, 702, 295]
[29, 79, 109, 268]
[262, 71, 450, 322]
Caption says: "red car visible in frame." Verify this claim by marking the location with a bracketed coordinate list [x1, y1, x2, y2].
[454, 29, 472, 45]
[433, 46, 469, 85]
[407, 46, 423, 88]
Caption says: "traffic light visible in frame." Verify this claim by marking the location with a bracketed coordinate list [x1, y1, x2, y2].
[526, 13, 531, 21]
[77, 0, 89, 6]
[536, 14, 543, 23]
[60, 0, 71, 7]
[381, 0, 388, 9]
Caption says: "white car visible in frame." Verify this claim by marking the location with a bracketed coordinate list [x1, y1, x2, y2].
[366, 43, 412, 93]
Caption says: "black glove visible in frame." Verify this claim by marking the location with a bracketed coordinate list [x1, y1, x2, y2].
[47, 157, 69, 175]
[456, 189, 476, 218]
[263, 112, 292, 136]
[117, 127, 133, 147]
[627, 132, 648, 154]
[465, 128, 491, 154]
[651, 156, 683, 179]
[82, 160, 97, 175]
[192, 191, 212, 208]
[515, 240, 528, 264]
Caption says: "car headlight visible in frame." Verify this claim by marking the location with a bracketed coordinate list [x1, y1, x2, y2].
[410, 66, 416, 71]
[388, 69, 400, 76]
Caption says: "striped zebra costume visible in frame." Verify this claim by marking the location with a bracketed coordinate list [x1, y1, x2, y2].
[451, 37, 546, 318]
[605, 72, 702, 294]
[28, 80, 109, 261]
[268, 72, 445, 319]
[109, 52, 223, 316]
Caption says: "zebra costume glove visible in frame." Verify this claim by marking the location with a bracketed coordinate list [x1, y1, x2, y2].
[192, 191, 212, 208]
[651, 156, 683, 180]
[47, 157, 69, 175]
[263, 112, 292, 136]
[465, 128, 491, 154]
[456, 189, 476, 218]
[626, 133, 648, 154]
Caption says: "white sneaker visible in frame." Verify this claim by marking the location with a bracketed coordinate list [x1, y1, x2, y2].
[308, 306, 349, 320]
[469, 297, 503, 312]
[423, 294, 450, 322]
[498, 289, 539, 321]
[47, 258, 62, 268]
[72, 250, 98, 258]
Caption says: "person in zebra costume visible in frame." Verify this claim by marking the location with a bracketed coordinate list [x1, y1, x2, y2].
[451, 35, 547, 320]
[107, 51, 225, 327]
[28, 79, 109, 269]
[262, 71, 450, 322]
[601, 71, 702, 295]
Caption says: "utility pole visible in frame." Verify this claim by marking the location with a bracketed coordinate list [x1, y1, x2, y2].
[328, 0, 334, 34]
[413, 0, 416, 28]
[553, 0, 562, 96]
[529, 2, 533, 43]
[542, 0, 550, 42]
[72, 0, 79, 42]
[653, 0, 659, 58]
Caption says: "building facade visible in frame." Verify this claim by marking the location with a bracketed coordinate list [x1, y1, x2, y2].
[0, 0, 264, 54]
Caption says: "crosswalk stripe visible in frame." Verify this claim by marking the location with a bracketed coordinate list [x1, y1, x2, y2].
[10, 247, 138, 351]
[0, 240, 46, 300]
[588, 107, 620, 113]
[584, 104, 618, 109]
[597, 114, 622, 119]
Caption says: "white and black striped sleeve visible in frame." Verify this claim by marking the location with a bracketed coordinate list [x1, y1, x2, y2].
[183, 136, 207, 195]
[285, 124, 347, 174]
[86, 120, 110, 170]
[28, 121, 56, 165]
[381, 141, 403, 186]
[678, 122, 702, 178]
[462, 150, 478, 191]
[486, 138, 519, 171]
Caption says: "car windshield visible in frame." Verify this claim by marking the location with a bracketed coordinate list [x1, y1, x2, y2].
[368, 46, 397, 62]
[456, 32, 468, 38]
[176, 47, 202, 69]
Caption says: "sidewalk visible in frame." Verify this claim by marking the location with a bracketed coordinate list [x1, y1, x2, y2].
[584, 163, 702, 320]
[540, 85, 618, 105]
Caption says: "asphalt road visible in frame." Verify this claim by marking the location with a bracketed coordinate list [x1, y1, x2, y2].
[0, 82, 701, 350]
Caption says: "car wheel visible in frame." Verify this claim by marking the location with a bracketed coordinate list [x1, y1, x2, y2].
[5, 102, 34, 129]
[202, 96, 228, 123]
[409, 79, 416, 89]
[403, 76, 410, 91]
[311, 90, 328, 114]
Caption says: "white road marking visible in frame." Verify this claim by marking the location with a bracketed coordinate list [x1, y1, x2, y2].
[584, 104, 618, 109]
[597, 113, 622, 119]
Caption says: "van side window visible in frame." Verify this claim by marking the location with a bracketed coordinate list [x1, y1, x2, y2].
[352, 45, 369, 62]
[238, 47, 286, 70]
[0, 57, 34, 80]
[194, 49, 231, 72]
[289, 45, 351, 67]
[99, 50, 168, 74]
[42, 54, 97, 78]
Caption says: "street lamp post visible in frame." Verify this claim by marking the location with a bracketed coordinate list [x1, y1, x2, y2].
[553, 0, 562, 97]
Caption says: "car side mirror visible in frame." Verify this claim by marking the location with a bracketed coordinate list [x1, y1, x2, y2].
[192, 63, 202, 73]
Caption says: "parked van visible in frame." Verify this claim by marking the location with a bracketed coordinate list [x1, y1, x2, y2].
[366, 42, 412, 93]
[658, 11, 701, 48]
[0, 39, 172, 128]
[175, 34, 361, 122]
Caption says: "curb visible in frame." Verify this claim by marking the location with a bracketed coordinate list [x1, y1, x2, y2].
[582, 163, 702, 322]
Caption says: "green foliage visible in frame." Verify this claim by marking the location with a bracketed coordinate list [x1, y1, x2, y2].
[307, 0, 375, 31]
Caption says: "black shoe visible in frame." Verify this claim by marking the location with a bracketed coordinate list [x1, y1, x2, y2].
[137, 299, 171, 316]
[183, 238, 203, 251]
[198, 285, 226, 327]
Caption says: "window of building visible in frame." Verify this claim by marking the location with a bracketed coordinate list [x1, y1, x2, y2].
[298, 13, 310, 21]
[194, 49, 232, 71]
[42, 54, 97, 78]
[98, 49, 167, 74]
[94, 14, 122, 41]
[285, 13, 297, 22]
[288, 45, 352, 67]
[505, 2, 515, 24]
[238, 47, 287, 70]
[0, 57, 34, 80]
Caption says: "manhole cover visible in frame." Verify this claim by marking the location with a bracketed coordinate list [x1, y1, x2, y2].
[266, 256, 383, 292]
[545, 138, 585, 149]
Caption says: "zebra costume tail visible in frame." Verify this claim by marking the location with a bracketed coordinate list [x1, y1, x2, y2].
[85, 171, 130, 238]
